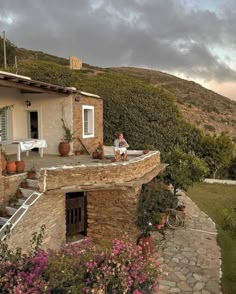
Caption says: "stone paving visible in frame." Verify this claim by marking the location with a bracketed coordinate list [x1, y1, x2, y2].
[153, 192, 221, 294]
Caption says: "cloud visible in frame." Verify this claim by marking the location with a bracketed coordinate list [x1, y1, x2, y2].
[1, 0, 236, 83]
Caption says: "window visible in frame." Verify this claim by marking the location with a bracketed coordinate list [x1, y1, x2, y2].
[82, 105, 94, 138]
[0, 109, 8, 142]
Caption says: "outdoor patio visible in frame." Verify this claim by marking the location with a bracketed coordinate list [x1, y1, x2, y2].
[7, 150, 140, 173]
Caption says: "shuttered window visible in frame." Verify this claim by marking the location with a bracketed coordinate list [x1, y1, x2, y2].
[82, 105, 94, 138]
[0, 109, 8, 142]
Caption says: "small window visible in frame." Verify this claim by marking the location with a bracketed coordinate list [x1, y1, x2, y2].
[0, 109, 8, 142]
[82, 105, 94, 138]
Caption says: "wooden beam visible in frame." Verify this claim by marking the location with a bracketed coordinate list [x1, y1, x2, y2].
[0, 79, 45, 93]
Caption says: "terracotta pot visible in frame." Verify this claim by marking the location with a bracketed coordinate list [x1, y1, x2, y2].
[92, 151, 99, 159]
[74, 150, 81, 156]
[21, 181, 28, 188]
[27, 170, 36, 179]
[16, 160, 25, 173]
[143, 150, 150, 154]
[137, 234, 155, 257]
[1, 152, 7, 172]
[58, 142, 70, 157]
[6, 161, 16, 174]
[15, 189, 23, 198]
[0, 209, 8, 217]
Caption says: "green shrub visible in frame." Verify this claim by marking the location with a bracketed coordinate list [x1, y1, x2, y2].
[16, 60, 75, 86]
[222, 207, 236, 239]
[136, 180, 178, 236]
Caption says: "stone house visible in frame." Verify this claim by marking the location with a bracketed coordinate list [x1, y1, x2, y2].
[0, 71, 165, 251]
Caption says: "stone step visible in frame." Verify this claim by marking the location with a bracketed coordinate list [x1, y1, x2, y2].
[0, 217, 8, 226]
[19, 187, 37, 198]
[6, 206, 17, 216]
[16, 197, 28, 205]
[26, 178, 38, 189]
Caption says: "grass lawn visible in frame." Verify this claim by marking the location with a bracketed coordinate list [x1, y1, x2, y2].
[187, 183, 236, 294]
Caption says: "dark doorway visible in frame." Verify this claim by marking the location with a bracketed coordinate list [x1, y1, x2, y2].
[28, 111, 38, 139]
[66, 192, 87, 242]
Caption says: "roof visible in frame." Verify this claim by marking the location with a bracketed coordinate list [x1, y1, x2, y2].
[0, 71, 100, 98]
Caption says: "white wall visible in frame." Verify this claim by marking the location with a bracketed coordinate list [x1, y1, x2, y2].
[0, 87, 73, 155]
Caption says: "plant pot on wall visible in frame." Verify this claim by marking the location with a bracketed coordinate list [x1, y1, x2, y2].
[27, 169, 36, 179]
[15, 189, 23, 198]
[6, 161, 16, 175]
[58, 142, 70, 157]
[16, 160, 25, 173]
[21, 180, 28, 188]
[0, 208, 8, 217]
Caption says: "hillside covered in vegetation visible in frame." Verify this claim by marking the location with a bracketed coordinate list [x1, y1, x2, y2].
[1, 36, 235, 140]
[1, 39, 235, 178]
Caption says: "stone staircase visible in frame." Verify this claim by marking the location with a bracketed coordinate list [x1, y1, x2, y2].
[0, 177, 40, 240]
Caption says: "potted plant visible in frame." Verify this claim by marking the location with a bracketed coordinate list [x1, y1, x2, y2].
[74, 150, 81, 156]
[21, 180, 28, 188]
[136, 191, 156, 256]
[0, 207, 8, 217]
[92, 143, 104, 160]
[15, 160, 25, 173]
[15, 189, 23, 198]
[58, 118, 75, 157]
[27, 167, 36, 179]
[6, 155, 16, 175]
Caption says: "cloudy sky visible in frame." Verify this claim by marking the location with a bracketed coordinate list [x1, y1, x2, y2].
[1, 0, 236, 100]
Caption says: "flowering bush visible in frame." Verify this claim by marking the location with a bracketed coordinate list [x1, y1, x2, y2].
[0, 234, 160, 293]
[0, 251, 49, 293]
[82, 238, 160, 293]
[45, 238, 95, 293]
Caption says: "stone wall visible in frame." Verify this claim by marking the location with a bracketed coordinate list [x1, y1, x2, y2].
[87, 187, 140, 244]
[3, 173, 26, 205]
[73, 94, 103, 155]
[0, 151, 26, 206]
[5, 190, 66, 252]
[0, 152, 4, 206]
[4, 152, 164, 251]
[69, 56, 82, 70]
[5, 186, 141, 251]
[204, 178, 236, 185]
[38, 151, 161, 192]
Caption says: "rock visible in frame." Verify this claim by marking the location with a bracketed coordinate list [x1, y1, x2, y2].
[193, 282, 205, 291]
[205, 280, 220, 293]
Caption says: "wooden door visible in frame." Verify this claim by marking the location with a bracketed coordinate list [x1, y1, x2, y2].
[66, 195, 85, 236]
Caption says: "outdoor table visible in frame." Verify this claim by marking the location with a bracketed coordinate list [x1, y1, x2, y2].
[13, 139, 47, 161]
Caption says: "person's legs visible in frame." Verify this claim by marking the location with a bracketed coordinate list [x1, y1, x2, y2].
[115, 150, 121, 161]
[123, 151, 128, 161]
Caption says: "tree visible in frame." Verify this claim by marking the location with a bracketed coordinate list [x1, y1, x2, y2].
[0, 37, 16, 67]
[162, 149, 208, 196]
[197, 132, 235, 178]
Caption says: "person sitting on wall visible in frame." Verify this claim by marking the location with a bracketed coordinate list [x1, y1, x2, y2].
[114, 133, 129, 161]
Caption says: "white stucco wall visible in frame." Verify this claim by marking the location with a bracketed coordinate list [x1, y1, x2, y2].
[0, 87, 73, 155]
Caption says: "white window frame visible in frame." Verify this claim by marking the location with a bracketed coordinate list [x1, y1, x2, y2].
[82, 105, 94, 138]
[0, 108, 8, 142]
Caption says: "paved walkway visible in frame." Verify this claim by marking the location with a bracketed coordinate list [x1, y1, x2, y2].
[153, 192, 221, 294]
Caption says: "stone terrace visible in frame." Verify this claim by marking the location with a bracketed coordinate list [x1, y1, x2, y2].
[8, 150, 143, 171]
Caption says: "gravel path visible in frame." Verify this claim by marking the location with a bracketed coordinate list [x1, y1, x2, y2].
[154, 192, 222, 294]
